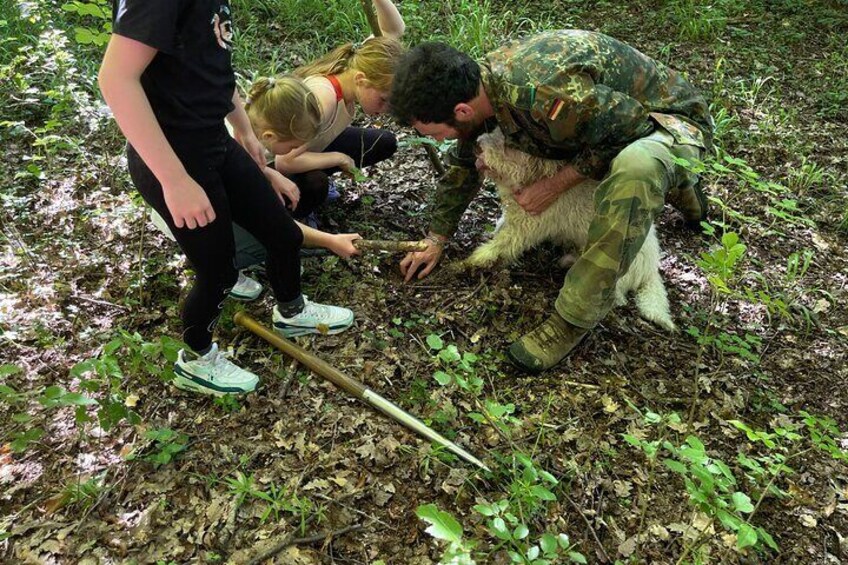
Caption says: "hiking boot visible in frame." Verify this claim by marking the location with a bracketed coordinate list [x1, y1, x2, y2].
[507, 313, 588, 373]
[173, 343, 259, 395]
[273, 296, 354, 337]
[228, 271, 263, 301]
[668, 177, 708, 229]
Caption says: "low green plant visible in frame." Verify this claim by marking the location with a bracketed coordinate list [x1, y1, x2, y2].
[745, 249, 825, 330]
[222, 471, 323, 532]
[427, 334, 483, 394]
[59, 472, 106, 510]
[416, 503, 476, 564]
[213, 393, 242, 413]
[800, 411, 848, 462]
[661, 435, 777, 552]
[417, 445, 586, 564]
[787, 157, 826, 195]
[417, 493, 586, 565]
[469, 400, 521, 436]
[127, 428, 189, 467]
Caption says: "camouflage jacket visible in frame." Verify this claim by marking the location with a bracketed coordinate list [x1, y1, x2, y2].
[429, 29, 713, 237]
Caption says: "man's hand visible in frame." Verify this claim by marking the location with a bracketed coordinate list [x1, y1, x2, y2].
[329, 233, 363, 259]
[163, 174, 215, 229]
[264, 166, 300, 210]
[514, 177, 567, 216]
[514, 165, 586, 216]
[399, 235, 445, 282]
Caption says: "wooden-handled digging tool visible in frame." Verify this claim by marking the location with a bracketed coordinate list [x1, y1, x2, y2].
[352, 239, 428, 253]
[233, 312, 491, 472]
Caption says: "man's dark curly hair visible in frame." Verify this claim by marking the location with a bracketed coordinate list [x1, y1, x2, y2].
[390, 41, 481, 125]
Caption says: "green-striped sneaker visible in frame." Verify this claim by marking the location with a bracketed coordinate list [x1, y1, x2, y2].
[273, 297, 354, 337]
[229, 271, 263, 301]
[173, 343, 259, 395]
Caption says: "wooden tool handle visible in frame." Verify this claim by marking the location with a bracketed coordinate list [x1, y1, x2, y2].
[352, 239, 428, 252]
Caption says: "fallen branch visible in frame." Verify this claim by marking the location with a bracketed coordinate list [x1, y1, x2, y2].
[353, 239, 428, 252]
[243, 523, 364, 565]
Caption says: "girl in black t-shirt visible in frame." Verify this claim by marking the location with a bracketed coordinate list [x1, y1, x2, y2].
[99, 0, 360, 395]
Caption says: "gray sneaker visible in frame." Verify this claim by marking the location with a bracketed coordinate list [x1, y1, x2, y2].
[229, 271, 263, 301]
[173, 343, 259, 395]
[272, 297, 354, 337]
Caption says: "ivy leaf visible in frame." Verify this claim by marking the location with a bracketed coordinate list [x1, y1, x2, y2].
[416, 504, 463, 544]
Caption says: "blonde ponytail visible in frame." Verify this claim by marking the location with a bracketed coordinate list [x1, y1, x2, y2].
[295, 36, 405, 91]
[245, 75, 322, 142]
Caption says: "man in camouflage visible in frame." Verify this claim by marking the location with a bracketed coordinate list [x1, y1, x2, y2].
[390, 30, 713, 373]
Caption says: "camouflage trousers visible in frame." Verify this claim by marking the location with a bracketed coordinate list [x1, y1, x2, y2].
[555, 129, 702, 329]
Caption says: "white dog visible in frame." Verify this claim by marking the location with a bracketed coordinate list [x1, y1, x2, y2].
[467, 129, 676, 331]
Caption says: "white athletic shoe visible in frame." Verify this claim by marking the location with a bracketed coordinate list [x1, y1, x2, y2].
[173, 343, 259, 395]
[229, 271, 263, 301]
[272, 296, 354, 337]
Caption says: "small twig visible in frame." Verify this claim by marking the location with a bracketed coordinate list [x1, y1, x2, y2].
[244, 523, 365, 565]
[563, 491, 611, 562]
[73, 294, 129, 311]
[561, 380, 599, 390]
[281, 357, 299, 398]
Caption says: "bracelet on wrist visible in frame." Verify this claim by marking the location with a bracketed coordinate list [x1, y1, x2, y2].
[424, 235, 447, 248]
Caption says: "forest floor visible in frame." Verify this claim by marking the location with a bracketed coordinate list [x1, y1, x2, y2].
[2, 1, 848, 564]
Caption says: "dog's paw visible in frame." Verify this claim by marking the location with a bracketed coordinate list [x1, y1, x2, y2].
[467, 245, 501, 268]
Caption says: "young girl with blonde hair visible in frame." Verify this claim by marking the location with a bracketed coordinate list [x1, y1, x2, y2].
[246, 0, 405, 214]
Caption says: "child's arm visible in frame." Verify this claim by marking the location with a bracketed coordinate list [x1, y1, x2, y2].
[275, 151, 354, 175]
[297, 222, 362, 259]
[374, 0, 405, 39]
[98, 35, 214, 229]
[227, 88, 266, 169]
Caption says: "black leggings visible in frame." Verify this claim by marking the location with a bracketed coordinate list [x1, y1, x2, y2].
[277, 126, 398, 215]
[128, 125, 303, 352]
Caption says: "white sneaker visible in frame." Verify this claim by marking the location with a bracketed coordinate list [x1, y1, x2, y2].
[273, 296, 354, 337]
[229, 271, 263, 301]
[173, 343, 259, 395]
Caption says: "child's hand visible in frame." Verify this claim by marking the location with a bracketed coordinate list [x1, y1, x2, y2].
[264, 167, 300, 210]
[334, 152, 356, 172]
[163, 175, 216, 229]
[329, 234, 363, 259]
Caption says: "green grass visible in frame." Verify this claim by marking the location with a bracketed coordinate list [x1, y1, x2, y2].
[230, 0, 555, 76]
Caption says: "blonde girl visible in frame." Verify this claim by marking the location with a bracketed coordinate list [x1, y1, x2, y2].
[246, 0, 405, 212]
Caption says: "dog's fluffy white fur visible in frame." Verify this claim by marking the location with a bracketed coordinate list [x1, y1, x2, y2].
[468, 129, 676, 331]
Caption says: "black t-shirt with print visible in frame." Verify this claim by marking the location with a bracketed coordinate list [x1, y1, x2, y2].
[112, 0, 236, 130]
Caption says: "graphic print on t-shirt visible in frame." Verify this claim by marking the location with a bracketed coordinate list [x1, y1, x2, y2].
[211, 5, 233, 51]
